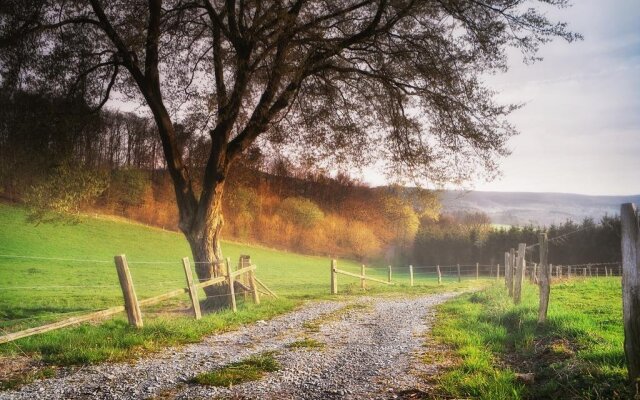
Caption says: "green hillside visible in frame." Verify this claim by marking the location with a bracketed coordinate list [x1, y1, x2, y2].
[0, 203, 483, 366]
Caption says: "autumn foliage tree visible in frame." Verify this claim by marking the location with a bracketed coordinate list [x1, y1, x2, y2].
[1, 0, 578, 305]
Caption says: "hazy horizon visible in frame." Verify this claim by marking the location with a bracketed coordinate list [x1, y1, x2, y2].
[360, 0, 640, 197]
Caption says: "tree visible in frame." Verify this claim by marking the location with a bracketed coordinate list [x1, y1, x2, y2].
[0, 0, 578, 305]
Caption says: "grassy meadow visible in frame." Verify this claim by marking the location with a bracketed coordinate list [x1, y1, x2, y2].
[429, 278, 627, 399]
[0, 203, 485, 366]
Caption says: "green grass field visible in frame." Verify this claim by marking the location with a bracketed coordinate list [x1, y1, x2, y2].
[430, 278, 627, 399]
[0, 203, 485, 366]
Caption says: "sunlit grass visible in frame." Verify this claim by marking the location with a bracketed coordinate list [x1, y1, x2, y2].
[430, 279, 627, 399]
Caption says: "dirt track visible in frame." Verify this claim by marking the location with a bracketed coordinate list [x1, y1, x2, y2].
[0, 293, 458, 400]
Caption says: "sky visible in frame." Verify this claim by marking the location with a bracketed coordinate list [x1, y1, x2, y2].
[366, 0, 640, 196]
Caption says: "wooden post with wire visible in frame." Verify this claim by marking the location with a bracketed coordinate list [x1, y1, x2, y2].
[409, 265, 414, 287]
[504, 252, 509, 289]
[361, 264, 366, 290]
[331, 259, 338, 294]
[182, 257, 201, 320]
[507, 250, 514, 297]
[513, 244, 526, 304]
[621, 203, 640, 395]
[114, 254, 143, 328]
[538, 233, 550, 323]
[437, 265, 442, 285]
[225, 257, 237, 312]
[457, 264, 461, 283]
[388, 265, 392, 283]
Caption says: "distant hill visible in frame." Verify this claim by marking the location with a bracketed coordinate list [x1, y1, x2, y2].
[438, 191, 640, 226]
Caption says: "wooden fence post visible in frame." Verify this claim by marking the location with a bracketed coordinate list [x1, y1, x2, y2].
[331, 259, 338, 294]
[437, 265, 442, 285]
[532, 263, 538, 284]
[605, 266, 609, 277]
[225, 258, 237, 312]
[568, 265, 572, 278]
[514, 243, 526, 304]
[243, 256, 260, 305]
[388, 265, 392, 283]
[538, 233, 550, 323]
[507, 249, 515, 297]
[238, 255, 250, 301]
[496, 264, 500, 281]
[457, 264, 461, 283]
[621, 203, 640, 394]
[182, 257, 201, 320]
[583, 267, 587, 277]
[114, 255, 143, 328]
[504, 252, 510, 289]
[409, 265, 414, 287]
[361, 264, 366, 290]
[476, 263, 479, 280]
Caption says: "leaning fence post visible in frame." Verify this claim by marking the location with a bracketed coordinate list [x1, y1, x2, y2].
[225, 257, 237, 312]
[182, 257, 202, 320]
[621, 203, 640, 394]
[388, 265, 392, 283]
[514, 243, 526, 304]
[409, 265, 414, 287]
[114, 254, 143, 328]
[437, 265, 442, 285]
[361, 264, 366, 290]
[331, 259, 338, 294]
[538, 233, 550, 323]
[457, 263, 461, 283]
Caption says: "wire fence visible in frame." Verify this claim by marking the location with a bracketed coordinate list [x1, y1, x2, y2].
[0, 249, 623, 345]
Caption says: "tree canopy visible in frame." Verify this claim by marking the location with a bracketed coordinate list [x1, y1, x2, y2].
[0, 0, 579, 290]
[1, 0, 579, 185]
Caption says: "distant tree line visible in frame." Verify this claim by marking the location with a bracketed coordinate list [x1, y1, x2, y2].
[413, 214, 621, 267]
[2, 90, 619, 267]
[0, 90, 439, 263]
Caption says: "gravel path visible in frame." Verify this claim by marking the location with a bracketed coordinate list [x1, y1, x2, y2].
[1, 293, 458, 400]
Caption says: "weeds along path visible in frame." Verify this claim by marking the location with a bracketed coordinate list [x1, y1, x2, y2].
[0, 293, 459, 400]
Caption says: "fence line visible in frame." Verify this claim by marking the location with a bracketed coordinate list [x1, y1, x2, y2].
[0, 254, 112, 263]
[0, 253, 277, 345]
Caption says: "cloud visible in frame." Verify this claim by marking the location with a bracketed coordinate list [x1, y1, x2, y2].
[472, 0, 640, 195]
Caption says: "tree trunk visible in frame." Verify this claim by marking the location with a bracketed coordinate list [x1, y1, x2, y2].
[185, 180, 230, 310]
